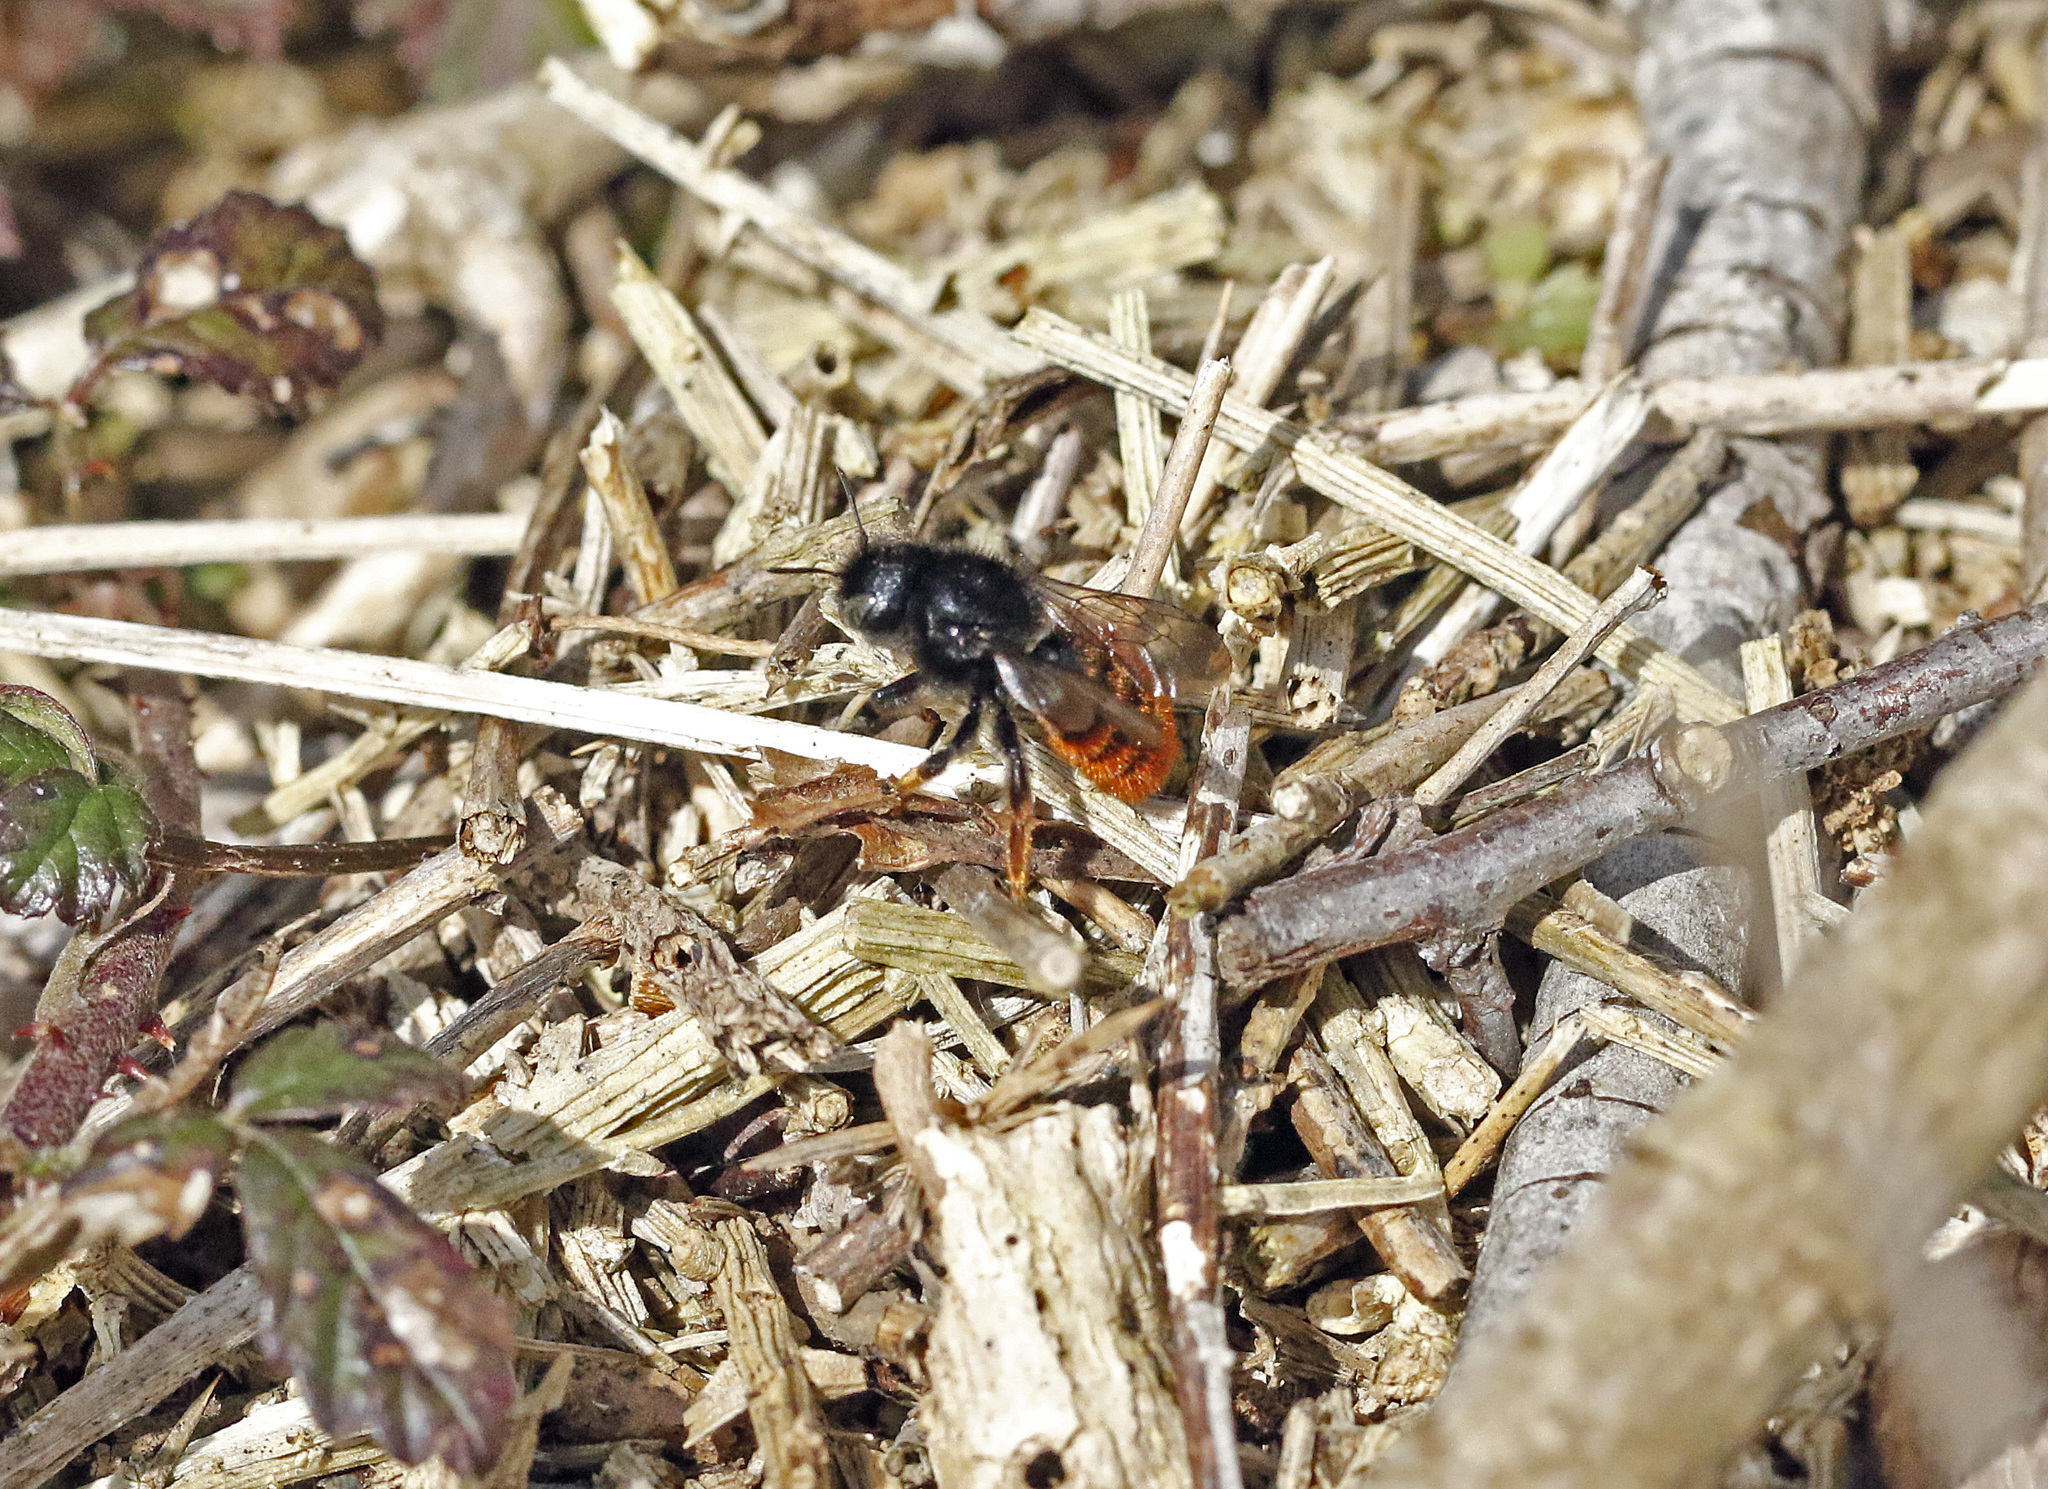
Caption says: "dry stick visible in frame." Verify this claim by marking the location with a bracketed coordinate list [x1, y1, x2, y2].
[0, 1266, 262, 1489]
[1217, 1175, 1443, 1219]
[1177, 260, 1334, 541]
[1560, 428, 1726, 601]
[1219, 603, 2048, 988]
[930, 863, 1084, 998]
[0, 512, 527, 576]
[0, 607, 926, 777]
[1441, 1013, 1595, 1197]
[1155, 691, 1250, 1489]
[550, 614, 778, 656]
[1579, 154, 1670, 385]
[711, 1217, 835, 1489]
[1176, 677, 1605, 914]
[1339, 354, 2048, 466]
[465, 369, 617, 863]
[1414, 567, 1664, 809]
[1368, 661, 2048, 1489]
[612, 243, 767, 496]
[581, 407, 679, 604]
[1122, 357, 1231, 600]
[1408, 373, 1652, 669]
[1011, 311, 1741, 725]
[1012, 425, 1085, 568]
[1288, 1040, 1467, 1299]
[147, 833, 454, 877]
[1504, 894, 1753, 1050]
[1740, 635, 1830, 978]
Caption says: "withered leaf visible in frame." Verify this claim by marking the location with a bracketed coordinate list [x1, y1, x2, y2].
[0, 685, 154, 925]
[232, 1023, 463, 1123]
[79, 191, 383, 414]
[238, 1127, 517, 1472]
[0, 1110, 232, 1294]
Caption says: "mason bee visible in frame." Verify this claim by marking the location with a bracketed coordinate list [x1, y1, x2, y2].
[838, 541, 1229, 896]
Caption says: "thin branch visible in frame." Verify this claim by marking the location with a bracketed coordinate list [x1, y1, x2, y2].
[1012, 309, 1741, 724]
[1579, 155, 1670, 384]
[1220, 605, 2048, 988]
[1414, 568, 1663, 808]
[1156, 691, 1251, 1489]
[1123, 358, 1231, 599]
[148, 833, 456, 877]
[0, 513, 526, 576]
[0, 607, 925, 775]
[1367, 656, 2048, 1489]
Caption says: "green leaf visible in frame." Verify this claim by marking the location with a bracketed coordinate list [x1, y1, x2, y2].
[79, 191, 383, 415]
[238, 1128, 517, 1473]
[232, 1024, 464, 1123]
[1483, 217, 1552, 288]
[0, 685, 94, 778]
[0, 688, 155, 924]
[1496, 262, 1602, 364]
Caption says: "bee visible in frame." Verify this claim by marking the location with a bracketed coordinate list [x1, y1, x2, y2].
[837, 541, 1230, 898]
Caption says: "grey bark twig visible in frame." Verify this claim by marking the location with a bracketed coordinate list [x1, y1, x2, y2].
[1219, 604, 2048, 989]
[1155, 692, 1250, 1489]
[1366, 656, 2048, 1489]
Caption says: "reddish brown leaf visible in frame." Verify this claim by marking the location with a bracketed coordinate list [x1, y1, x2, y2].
[78, 191, 382, 414]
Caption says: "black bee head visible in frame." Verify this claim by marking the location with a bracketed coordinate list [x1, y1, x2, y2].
[837, 542, 917, 641]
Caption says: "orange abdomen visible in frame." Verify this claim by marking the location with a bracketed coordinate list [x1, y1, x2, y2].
[1043, 689, 1178, 801]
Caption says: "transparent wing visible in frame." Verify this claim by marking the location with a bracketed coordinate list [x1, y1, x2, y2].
[993, 653, 1166, 749]
[1030, 576, 1231, 701]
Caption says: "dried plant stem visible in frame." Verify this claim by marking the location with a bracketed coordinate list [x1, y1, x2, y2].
[710, 1218, 834, 1489]
[1013, 310, 1739, 724]
[1414, 568, 1662, 808]
[1343, 354, 2048, 466]
[1410, 374, 1651, 667]
[464, 371, 615, 862]
[931, 864, 1085, 998]
[1580, 155, 1669, 384]
[581, 408, 679, 604]
[1505, 893, 1752, 1050]
[0, 513, 525, 576]
[1288, 1041, 1467, 1300]
[1368, 657, 2048, 1489]
[550, 615, 778, 655]
[1441, 1013, 1594, 1197]
[0, 1267, 262, 1489]
[1122, 357, 1231, 599]
[1110, 289, 1168, 524]
[1220, 604, 2048, 987]
[1156, 692, 1250, 1489]
[0, 607, 925, 775]
[1741, 635, 1830, 976]
[1572, 434, 1724, 599]
[1217, 1175, 1442, 1218]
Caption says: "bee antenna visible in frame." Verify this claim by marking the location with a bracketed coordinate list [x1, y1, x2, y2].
[838, 471, 870, 552]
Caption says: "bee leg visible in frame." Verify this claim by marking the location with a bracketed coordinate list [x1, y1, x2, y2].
[993, 703, 1035, 900]
[896, 692, 982, 796]
[869, 675, 923, 715]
